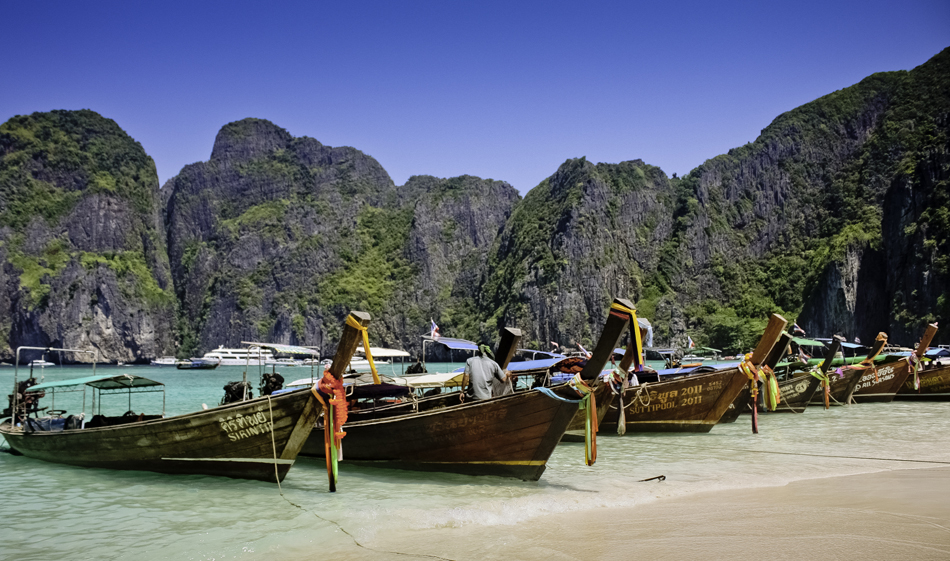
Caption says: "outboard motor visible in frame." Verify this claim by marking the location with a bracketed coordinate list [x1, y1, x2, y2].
[5, 377, 43, 423]
[221, 381, 253, 404]
[260, 371, 284, 396]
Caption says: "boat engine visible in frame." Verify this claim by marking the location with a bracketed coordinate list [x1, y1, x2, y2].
[221, 381, 253, 404]
[4, 377, 44, 423]
[260, 372, 284, 396]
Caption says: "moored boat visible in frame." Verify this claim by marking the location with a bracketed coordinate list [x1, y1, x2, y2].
[849, 324, 937, 403]
[176, 358, 221, 370]
[301, 298, 638, 480]
[0, 347, 319, 482]
[895, 361, 950, 400]
[150, 356, 178, 367]
[602, 314, 788, 433]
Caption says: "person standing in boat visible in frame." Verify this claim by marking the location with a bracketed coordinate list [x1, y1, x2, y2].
[463, 343, 510, 401]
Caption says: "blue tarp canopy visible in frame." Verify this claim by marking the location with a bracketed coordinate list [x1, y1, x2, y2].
[839, 342, 864, 349]
[926, 348, 950, 358]
[241, 341, 319, 356]
[28, 374, 163, 392]
[430, 337, 478, 351]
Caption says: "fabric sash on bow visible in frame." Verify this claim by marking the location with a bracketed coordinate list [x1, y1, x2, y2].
[346, 314, 380, 385]
[569, 373, 597, 466]
[909, 354, 922, 391]
[312, 370, 348, 487]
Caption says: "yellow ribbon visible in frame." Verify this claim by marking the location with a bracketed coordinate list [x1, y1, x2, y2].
[610, 302, 645, 370]
[345, 314, 380, 385]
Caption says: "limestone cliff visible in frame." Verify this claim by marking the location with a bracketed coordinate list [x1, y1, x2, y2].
[163, 119, 518, 356]
[0, 110, 176, 363]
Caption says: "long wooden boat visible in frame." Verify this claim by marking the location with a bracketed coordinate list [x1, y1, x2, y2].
[0, 376, 318, 483]
[848, 325, 937, 403]
[755, 337, 840, 413]
[895, 362, 950, 400]
[301, 297, 637, 480]
[600, 314, 787, 433]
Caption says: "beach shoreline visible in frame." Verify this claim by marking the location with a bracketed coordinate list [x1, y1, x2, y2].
[332, 466, 950, 561]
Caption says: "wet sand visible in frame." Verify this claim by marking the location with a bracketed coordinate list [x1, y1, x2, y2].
[347, 466, 950, 560]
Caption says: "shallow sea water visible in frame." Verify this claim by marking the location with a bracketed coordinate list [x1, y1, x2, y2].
[2, 363, 949, 560]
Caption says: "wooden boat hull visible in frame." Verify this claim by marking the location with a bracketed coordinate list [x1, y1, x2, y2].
[599, 367, 748, 433]
[301, 386, 583, 481]
[562, 385, 615, 441]
[759, 373, 822, 413]
[895, 363, 950, 401]
[807, 366, 864, 406]
[0, 388, 319, 482]
[849, 359, 911, 403]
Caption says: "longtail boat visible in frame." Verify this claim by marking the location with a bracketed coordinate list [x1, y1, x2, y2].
[848, 324, 937, 403]
[0, 347, 319, 483]
[600, 314, 788, 433]
[764, 338, 841, 413]
[300, 298, 636, 480]
[895, 360, 950, 400]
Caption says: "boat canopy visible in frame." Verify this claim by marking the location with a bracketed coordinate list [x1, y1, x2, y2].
[925, 348, 950, 358]
[839, 342, 865, 349]
[404, 372, 465, 388]
[356, 346, 410, 358]
[28, 374, 163, 392]
[241, 341, 320, 356]
[515, 349, 566, 360]
[427, 337, 478, 351]
[792, 337, 827, 347]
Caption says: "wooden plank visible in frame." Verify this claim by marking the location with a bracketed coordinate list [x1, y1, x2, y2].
[579, 297, 635, 380]
[916, 324, 939, 359]
[328, 311, 371, 380]
[751, 314, 788, 366]
[764, 333, 793, 369]
[495, 327, 522, 370]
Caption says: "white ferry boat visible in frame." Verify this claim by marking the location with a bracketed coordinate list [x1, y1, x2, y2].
[150, 356, 178, 367]
[200, 346, 275, 366]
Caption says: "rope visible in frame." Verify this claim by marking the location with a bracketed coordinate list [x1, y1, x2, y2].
[267, 395, 281, 491]
[606, 368, 628, 436]
[346, 314, 380, 385]
[641, 440, 950, 465]
[276, 494, 457, 560]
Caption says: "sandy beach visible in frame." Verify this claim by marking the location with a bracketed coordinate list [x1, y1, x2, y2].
[317, 466, 950, 561]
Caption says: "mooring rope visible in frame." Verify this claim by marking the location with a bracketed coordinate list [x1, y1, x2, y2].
[267, 395, 281, 493]
[640, 440, 950, 464]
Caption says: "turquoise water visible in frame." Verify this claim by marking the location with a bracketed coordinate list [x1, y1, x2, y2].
[2, 364, 949, 560]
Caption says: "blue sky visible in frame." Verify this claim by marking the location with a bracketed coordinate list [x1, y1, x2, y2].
[2, 1, 948, 194]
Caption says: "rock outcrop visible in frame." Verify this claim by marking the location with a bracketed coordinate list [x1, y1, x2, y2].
[0, 110, 176, 363]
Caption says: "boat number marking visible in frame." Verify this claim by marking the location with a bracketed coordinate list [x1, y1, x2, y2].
[219, 411, 272, 442]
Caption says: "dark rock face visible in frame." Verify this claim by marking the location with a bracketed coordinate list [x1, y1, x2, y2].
[0, 110, 176, 363]
[163, 119, 519, 357]
[481, 158, 675, 349]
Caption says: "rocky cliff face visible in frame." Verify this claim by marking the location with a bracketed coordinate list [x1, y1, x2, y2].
[480, 48, 949, 350]
[3, 49, 947, 360]
[163, 119, 518, 356]
[480, 158, 676, 348]
[0, 110, 176, 363]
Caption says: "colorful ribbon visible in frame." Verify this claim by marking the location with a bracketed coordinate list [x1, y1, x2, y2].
[346, 314, 380, 385]
[570, 373, 597, 466]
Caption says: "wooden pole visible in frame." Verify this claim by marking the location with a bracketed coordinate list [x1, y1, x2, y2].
[820, 339, 841, 410]
[579, 298, 636, 381]
[328, 311, 371, 380]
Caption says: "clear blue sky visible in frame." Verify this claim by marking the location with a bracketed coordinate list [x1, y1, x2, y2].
[2, 1, 948, 194]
